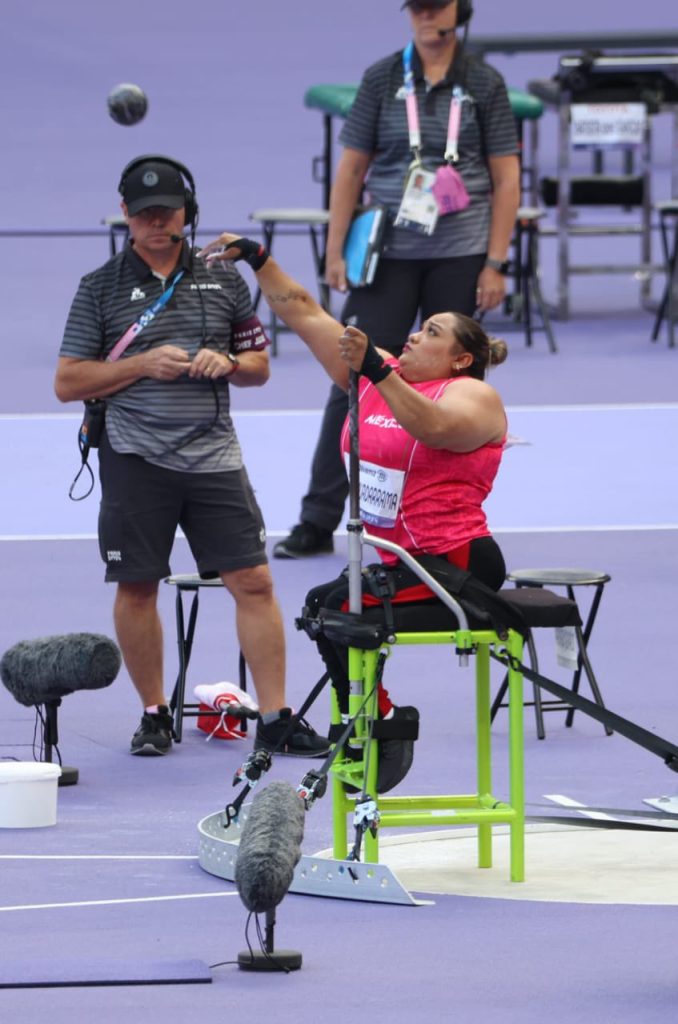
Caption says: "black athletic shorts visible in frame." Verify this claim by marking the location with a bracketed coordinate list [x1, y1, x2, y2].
[97, 431, 267, 582]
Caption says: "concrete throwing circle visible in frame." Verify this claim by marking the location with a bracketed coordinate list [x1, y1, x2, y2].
[318, 825, 678, 904]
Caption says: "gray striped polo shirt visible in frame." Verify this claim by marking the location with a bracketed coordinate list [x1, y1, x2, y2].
[340, 48, 519, 259]
[59, 242, 268, 472]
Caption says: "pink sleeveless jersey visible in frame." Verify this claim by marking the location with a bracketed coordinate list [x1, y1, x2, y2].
[340, 365, 505, 564]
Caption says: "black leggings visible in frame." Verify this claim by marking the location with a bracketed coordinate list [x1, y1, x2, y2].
[304, 536, 505, 714]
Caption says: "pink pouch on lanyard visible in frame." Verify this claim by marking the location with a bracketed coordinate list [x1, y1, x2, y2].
[432, 164, 470, 215]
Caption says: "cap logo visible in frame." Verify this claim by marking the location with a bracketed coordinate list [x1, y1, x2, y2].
[142, 170, 159, 187]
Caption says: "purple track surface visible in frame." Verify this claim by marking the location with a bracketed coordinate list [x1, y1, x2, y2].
[2, 2, 678, 1020]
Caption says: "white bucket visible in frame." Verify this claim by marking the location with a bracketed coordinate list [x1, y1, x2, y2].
[0, 762, 62, 828]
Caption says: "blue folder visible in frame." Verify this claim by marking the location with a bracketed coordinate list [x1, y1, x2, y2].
[343, 206, 387, 288]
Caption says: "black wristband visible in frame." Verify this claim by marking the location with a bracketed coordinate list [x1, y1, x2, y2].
[228, 237, 270, 271]
[360, 338, 393, 384]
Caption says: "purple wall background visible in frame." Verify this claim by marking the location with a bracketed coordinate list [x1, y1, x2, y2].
[4, 0, 677, 228]
[2, 0, 677, 416]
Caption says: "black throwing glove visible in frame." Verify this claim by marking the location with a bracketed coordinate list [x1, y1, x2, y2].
[360, 338, 393, 384]
[222, 237, 270, 271]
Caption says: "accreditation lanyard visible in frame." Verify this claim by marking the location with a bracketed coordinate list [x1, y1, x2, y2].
[107, 270, 185, 363]
[402, 42, 463, 165]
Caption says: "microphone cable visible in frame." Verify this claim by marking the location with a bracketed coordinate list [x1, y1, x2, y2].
[68, 411, 99, 501]
[209, 911, 294, 974]
[68, 458, 95, 502]
[32, 705, 63, 767]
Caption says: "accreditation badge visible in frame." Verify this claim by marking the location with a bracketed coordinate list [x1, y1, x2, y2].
[394, 166, 439, 236]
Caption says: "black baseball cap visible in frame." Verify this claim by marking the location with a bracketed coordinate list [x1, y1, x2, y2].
[401, 1, 453, 8]
[121, 160, 186, 216]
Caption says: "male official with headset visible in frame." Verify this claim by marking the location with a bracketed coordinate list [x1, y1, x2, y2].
[54, 155, 329, 759]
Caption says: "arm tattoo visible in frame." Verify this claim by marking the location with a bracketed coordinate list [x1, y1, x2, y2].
[263, 289, 310, 306]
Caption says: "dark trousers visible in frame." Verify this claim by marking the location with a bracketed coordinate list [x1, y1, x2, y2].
[300, 254, 486, 531]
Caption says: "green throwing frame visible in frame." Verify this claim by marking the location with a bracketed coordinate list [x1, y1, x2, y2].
[330, 627, 526, 882]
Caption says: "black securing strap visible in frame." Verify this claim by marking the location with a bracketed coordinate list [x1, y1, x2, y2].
[527, 815, 678, 833]
[297, 651, 393, 813]
[413, 555, 529, 636]
[360, 563, 397, 635]
[493, 649, 678, 774]
[529, 801, 678, 820]
[222, 671, 332, 826]
[296, 608, 390, 650]
[328, 714, 419, 743]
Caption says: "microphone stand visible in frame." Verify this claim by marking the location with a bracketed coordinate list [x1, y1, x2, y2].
[42, 698, 79, 787]
[237, 907, 302, 972]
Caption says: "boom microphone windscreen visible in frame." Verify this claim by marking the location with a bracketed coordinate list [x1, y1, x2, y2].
[235, 781, 306, 914]
[0, 633, 121, 707]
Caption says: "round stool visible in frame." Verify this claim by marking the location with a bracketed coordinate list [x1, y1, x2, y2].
[163, 574, 247, 742]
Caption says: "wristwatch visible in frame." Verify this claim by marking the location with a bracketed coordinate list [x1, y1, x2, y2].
[485, 258, 510, 274]
[226, 352, 240, 374]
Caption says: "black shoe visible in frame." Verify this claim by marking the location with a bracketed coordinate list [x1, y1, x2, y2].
[340, 706, 419, 794]
[130, 706, 175, 756]
[273, 522, 334, 559]
[376, 705, 419, 793]
[255, 708, 331, 758]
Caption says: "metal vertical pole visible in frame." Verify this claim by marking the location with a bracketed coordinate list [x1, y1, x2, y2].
[557, 89, 571, 320]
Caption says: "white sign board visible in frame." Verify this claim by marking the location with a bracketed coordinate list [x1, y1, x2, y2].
[570, 103, 647, 148]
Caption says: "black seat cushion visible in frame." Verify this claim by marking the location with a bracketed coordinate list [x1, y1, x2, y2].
[499, 587, 582, 629]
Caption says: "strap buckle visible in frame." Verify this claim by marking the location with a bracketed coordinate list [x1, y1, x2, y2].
[352, 796, 380, 838]
[232, 748, 272, 787]
[297, 770, 328, 810]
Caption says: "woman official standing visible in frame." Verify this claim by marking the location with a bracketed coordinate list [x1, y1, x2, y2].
[273, 0, 520, 559]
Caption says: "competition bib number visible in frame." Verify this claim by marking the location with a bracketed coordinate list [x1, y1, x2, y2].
[345, 455, 405, 528]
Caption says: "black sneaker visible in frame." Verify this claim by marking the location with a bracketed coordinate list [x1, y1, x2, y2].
[273, 522, 334, 559]
[130, 706, 175, 756]
[255, 708, 330, 758]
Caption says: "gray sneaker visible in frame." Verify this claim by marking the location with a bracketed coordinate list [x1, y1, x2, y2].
[130, 706, 175, 756]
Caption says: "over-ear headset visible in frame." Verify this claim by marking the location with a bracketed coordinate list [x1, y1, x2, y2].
[457, 0, 473, 27]
[117, 154, 199, 227]
[405, 1, 473, 28]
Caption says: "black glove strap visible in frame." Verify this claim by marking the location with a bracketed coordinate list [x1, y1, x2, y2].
[360, 338, 393, 384]
[227, 237, 270, 271]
